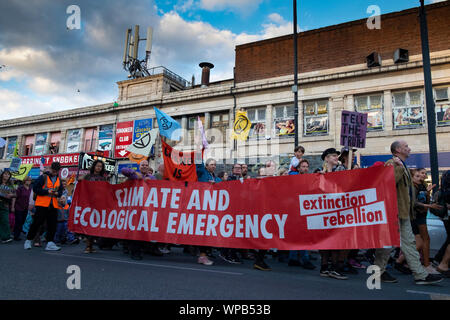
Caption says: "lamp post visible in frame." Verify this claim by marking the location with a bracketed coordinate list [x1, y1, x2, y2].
[419, 0, 439, 190]
[293, 0, 299, 148]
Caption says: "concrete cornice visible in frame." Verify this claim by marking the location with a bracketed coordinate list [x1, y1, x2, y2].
[1, 55, 449, 129]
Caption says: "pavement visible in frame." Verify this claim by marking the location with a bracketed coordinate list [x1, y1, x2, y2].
[1, 240, 449, 300]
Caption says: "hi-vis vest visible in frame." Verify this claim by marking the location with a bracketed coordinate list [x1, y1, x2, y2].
[35, 175, 60, 208]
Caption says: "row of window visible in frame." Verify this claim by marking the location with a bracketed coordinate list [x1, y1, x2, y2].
[245, 87, 450, 138]
[1, 87, 448, 158]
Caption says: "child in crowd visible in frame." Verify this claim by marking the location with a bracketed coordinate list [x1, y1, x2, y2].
[288, 146, 305, 175]
[54, 195, 75, 245]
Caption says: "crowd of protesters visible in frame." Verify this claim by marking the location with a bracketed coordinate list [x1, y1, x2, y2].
[1, 140, 449, 286]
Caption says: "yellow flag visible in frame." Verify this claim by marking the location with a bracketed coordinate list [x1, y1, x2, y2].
[231, 110, 252, 141]
[10, 164, 33, 181]
[13, 141, 19, 157]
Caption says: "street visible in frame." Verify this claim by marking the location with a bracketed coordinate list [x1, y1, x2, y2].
[1, 241, 449, 300]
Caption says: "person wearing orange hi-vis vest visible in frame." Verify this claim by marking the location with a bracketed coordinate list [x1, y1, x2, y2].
[24, 162, 64, 251]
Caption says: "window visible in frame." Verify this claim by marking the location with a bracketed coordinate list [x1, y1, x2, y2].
[24, 135, 35, 156]
[273, 105, 295, 137]
[0, 137, 6, 159]
[303, 100, 329, 136]
[34, 133, 47, 155]
[247, 107, 266, 139]
[187, 115, 205, 147]
[392, 90, 424, 130]
[210, 112, 229, 144]
[355, 94, 384, 131]
[67, 129, 82, 153]
[435, 87, 450, 127]
[6, 136, 17, 159]
[83, 128, 97, 152]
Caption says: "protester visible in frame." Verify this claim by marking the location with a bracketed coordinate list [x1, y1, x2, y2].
[228, 163, 243, 181]
[373, 140, 442, 285]
[0, 170, 16, 244]
[120, 159, 158, 260]
[265, 160, 277, 177]
[24, 162, 64, 251]
[219, 163, 243, 264]
[154, 163, 165, 180]
[80, 160, 109, 253]
[430, 170, 450, 273]
[288, 145, 305, 174]
[288, 158, 316, 270]
[241, 164, 251, 180]
[217, 171, 229, 181]
[11, 176, 32, 241]
[410, 168, 439, 274]
[53, 195, 75, 245]
[317, 148, 348, 280]
[195, 158, 222, 266]
[253, 167, 271, 271]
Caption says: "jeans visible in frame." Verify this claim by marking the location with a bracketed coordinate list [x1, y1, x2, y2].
[54, 221, 74, 243]
[289, 250, 311, 264]
[13, 210, 27, 240]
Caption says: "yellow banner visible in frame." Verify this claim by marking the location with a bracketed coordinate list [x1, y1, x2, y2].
[231, 110, 252, 141]
[11, 164, 33, 181]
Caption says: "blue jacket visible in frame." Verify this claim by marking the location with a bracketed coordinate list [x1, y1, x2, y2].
[196, 164, 222, 183]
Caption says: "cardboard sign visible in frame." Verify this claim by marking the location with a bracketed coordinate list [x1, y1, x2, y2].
[340, 111, 368, 148]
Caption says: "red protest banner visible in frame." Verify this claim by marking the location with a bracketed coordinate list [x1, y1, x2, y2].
[69, 165, 400, 250]
[161, 139, 198, 182]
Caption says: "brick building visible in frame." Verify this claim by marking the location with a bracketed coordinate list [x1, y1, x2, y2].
[1, 2, 449, 178]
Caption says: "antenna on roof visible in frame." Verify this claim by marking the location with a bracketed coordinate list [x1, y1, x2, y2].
[123, 25, 153, 79]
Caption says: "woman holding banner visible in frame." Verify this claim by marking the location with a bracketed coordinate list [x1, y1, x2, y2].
[80, 160, 107, 253]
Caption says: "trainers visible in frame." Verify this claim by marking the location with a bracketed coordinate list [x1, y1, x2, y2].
[160, 247, 171, 254]
[254, 261, 272, 271]
[301, 261, 316, 270]
[198, 255, 214, 266]
[24, 240, 32, 250]
[380, 271, 398, 283]
[45, 241, 61, 251]
[328, 268, 348, 280]
[415, 274, 443, 285]
[349, 258, 366, 269]
[425, 265, 441, 275]
[69, 238, 79, 245]
[1, 238, 13, 244]
[394, 262, 412, 275]
[320, 266, 330, 277]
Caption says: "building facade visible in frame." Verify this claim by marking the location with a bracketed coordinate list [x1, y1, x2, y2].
[1, 2, 449, 178]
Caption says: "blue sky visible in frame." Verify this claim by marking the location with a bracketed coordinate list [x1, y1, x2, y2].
[0, 0, 446, 120]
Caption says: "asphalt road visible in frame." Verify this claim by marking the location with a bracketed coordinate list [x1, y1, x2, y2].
[1, 241, 449, 300]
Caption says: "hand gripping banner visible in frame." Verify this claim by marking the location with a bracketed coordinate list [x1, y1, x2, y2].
[69, 165, 400, 250]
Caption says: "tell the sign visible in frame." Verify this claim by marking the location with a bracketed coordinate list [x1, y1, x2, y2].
[340, 111, 368, 149]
